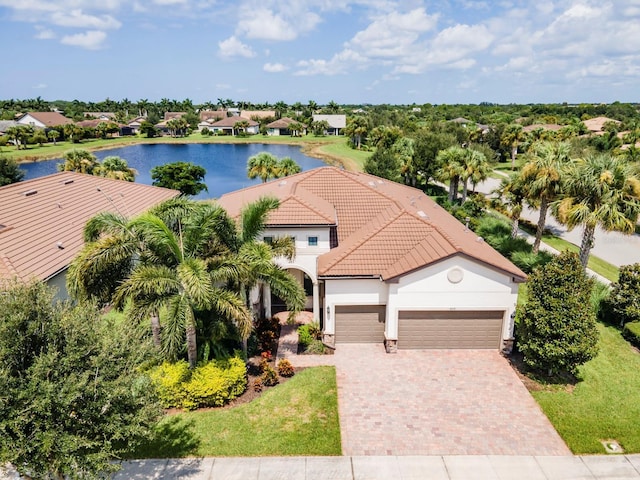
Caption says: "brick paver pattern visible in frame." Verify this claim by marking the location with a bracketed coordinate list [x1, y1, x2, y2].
[283, 339, 570, 457]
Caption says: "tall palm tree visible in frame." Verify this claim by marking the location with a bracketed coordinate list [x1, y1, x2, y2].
[494, 172, 528, 238]
[436, 146, 466, 203]
[247, 152, 279, 182]
[95, 156, 137, 182]
[552, 153, 640, 268]
[67, 198, 251, 368]
[460, 148, 489, 203]
[521, 141, 571, 252]
[277, 157, 301, 177]
[501, 123, 524, 170]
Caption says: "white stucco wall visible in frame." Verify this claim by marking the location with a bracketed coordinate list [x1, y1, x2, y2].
[265, 226, 330, 281]
[17, 114, 45, 128]
[386, 256, 519, 341]
[323, 278, 389, 335]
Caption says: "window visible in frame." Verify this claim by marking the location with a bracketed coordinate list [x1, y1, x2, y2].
[263, 236, 273, 244]
[308, 236, 318, 246]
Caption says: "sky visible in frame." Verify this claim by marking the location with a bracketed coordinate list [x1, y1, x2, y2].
[0, 0, 639, 105]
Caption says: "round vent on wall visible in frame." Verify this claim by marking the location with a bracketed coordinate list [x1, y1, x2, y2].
[447, 267, 464, 284]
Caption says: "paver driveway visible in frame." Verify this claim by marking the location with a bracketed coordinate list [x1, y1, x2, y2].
[294, 343, 570, 456]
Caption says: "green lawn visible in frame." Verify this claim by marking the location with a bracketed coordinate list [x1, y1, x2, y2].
[541, 234, 619, 282]
[315, 140, 371, 171]
[132, 366, 341, 458]
[532, 323, 640, 453]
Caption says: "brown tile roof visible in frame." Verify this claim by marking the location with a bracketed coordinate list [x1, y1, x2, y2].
[164, 112, 186, 120]
[209, 117, 259, 128]
[21, 112, 74, 127]
[199, 110, 226, 121]
[0, 172, 179, 283]
[240, 110, 275, 120]
[583, 116, 620, 132]
[266, 117, 306, 129]
[218, 167, 526, 281]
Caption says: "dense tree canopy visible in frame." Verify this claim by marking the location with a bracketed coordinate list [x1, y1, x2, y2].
[0, 157, 25, 186]
[151, 161, 207, 195]
[0, 281, 161, 479]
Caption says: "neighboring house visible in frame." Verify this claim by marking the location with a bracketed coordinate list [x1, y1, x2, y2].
[83, 112, 116, 121]
[312, 114, 346, 135]
[17, 112, 74, 128]
[450, 117, 472, 126]
[208, 116, 259, 135]
[0, 120, 18, 134]
[199, 110, 226, 122]
[218, 167, 525, 353]
[164, 112, 186, 121]
[0, 172, 179, 300]
[240, 110, 276, 121]
[266, 117, 306, 136]
[128, 116, 147, 134]
[76, 119, 131, 136]
[583, 116, 621, 133]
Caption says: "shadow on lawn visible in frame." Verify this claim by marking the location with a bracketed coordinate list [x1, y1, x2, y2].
[508, 350, 582, 392]
[127, 416, 200, 459]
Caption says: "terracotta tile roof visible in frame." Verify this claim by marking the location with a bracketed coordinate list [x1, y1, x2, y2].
[266, 117, 306, 129]
[209, 117, 259, 128]
[0, 172, 179, 283]
[583, 116, 620, 132]
[164, 112, 186, 120]
[20, 112, 74, 127]
[240, 110, 276, 120]
[199, 110, 226, 121]
[218, 167, 526, 281]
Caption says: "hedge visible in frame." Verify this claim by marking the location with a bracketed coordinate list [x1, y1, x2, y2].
[149, 357, 247, 411]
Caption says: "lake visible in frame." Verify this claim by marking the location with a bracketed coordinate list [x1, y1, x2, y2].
[19, 143, 327, 199]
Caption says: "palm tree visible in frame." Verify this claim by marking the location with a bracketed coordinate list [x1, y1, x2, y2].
[57, 148, 99, 174]
[552, 153, 640, 268]
[67, 198, 251, 368]
[277, 157, 301, 177]
[247, 152, 279, 182]
[460, 148, 489, 203]
[96, 156, 137, 182]
[344, 116, 369, 149]
[494, 172, 528, 238]
[521, 141, 571, 252]
[234, 119, 250, 136]
[501, 123, 524, 170]
[47, 129, 60, 145]
[436, 146, 466, 203]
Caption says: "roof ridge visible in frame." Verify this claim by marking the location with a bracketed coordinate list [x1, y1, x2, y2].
[320, 206, 403, 273]
[218, 168, 315, 199]
[283, 191, 335, 224]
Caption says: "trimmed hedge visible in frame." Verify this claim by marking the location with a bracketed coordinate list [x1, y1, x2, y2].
[623, 322, 640, 349]
[149, 357, 247, 411]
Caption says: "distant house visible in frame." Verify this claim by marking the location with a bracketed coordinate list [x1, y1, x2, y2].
[199, 110, 227, 122]
[164, 112, 186, 121]
[312, 114, 346, 135]
[583, 116, 621, 133]
[266, 117, 306, 136]
[0, 172, 179, 300]
[17, 112, 74, 129]
[450, 117, 472, 126]
[0, 120, 18, 134]
[241, 110, 276, 121]
[208, 116, 259, 135]
[76, 119, 131, 137]
[83, 112, 116, 121]
[127, 116, 147, 134]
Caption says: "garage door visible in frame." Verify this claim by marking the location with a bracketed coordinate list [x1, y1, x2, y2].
[335, 305, 386, 343]
[398, 310, 504, 349]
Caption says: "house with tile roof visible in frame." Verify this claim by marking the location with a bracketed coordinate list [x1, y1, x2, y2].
[218, 167, 525, 353]
[17, 112, 74, 129]
[266, 117, 306, 136]
[0, 172, 179, 299]
[208, 116, 259, 135]
[312, 114, 346, 135]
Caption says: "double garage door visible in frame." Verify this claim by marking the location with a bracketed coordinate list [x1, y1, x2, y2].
[335, 306, 504, 349]
[398, 310, 504, 349]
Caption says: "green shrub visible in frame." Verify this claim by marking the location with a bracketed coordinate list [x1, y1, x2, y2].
[606, 263, 640, 326]
[306, 339, 327, 355]
[510, 250, 554, 274]
[149, 357, 247, 411]
[622, 322, 640, 348]
[277, 359, 295, 377]
[297, 323, 317, 347]
[148, 360, 191, 408]
[591, 281, 612, 322]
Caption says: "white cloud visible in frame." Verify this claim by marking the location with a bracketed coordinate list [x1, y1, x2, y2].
[218, 36, 256, 58]
[51, 9, 121, 29]
[33, 83, 47, 89]
[236, 7, 321, 41]
[60, 30, 107, 49]
[34, 26, 55, 39]
[264, 62, 287, 72]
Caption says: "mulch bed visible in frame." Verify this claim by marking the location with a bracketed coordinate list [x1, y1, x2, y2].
[507, 351, 577, 393]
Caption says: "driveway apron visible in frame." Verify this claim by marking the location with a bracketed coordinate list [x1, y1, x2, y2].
[326, 344, 570, 456]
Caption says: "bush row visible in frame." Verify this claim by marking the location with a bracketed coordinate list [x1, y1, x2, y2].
[149, 357, 247, 411]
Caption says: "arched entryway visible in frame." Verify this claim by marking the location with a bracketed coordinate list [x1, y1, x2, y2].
[266, 267, 320, 321]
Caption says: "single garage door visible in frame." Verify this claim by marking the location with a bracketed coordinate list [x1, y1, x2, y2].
[398, 310, 504, 349]
[335, 305, 386, 343]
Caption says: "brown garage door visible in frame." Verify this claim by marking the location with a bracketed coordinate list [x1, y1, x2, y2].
[335, 305, 386, 343]
[398, 310, 504, 349]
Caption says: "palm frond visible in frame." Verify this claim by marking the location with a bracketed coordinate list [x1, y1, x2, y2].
[83, 211, 129, 242]
[239, 196, 280, 243]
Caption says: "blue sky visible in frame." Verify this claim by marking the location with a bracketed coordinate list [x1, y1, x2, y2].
[1, 0, 639, 105]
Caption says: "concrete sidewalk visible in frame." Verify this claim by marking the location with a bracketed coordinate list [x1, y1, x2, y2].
[3, 455, 637, 479]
